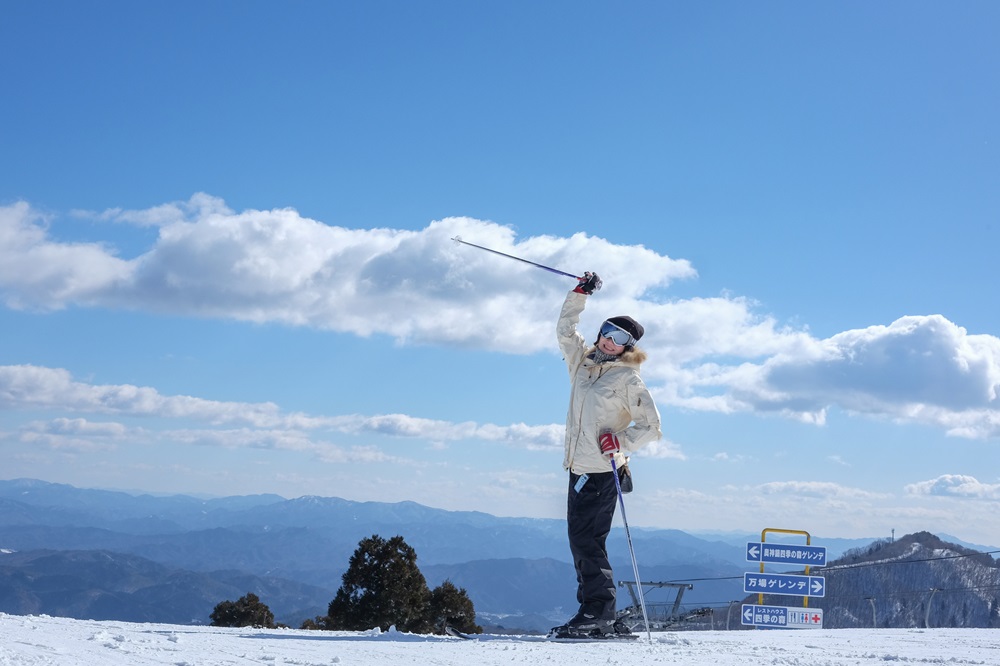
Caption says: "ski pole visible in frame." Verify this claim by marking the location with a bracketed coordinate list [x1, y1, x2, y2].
[610, 456, 652, 642]
[451, 236, 582, 280]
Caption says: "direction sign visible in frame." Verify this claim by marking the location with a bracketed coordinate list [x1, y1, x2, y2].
[742, 604, 824, 629]
[746, 542, 827, 566]
[744, 572, 825, 597]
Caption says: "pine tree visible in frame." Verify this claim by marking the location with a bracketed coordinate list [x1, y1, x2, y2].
[210, 592, 275, 628]
[428, 580, 482, 634]
[326, 534, 432, 633]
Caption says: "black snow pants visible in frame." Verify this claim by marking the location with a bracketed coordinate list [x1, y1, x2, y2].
[567, 470, 619, 621]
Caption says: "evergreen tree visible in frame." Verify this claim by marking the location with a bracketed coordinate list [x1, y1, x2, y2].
[210, 592, 275, 628]
[326, 534, 432, 633]
[299, 616, 330, 630]
[428, 580, 482, 634]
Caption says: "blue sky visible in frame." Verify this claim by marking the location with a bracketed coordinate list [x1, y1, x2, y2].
[2, 1, 999, 547]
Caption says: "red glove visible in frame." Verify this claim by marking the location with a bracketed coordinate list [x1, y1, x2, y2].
[599, 431, 620, 456]
[573, 272, 602, 294]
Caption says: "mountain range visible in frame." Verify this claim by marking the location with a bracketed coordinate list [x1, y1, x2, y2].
[1, 478, 996, 631]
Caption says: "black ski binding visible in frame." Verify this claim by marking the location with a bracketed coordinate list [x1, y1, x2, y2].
[548, 620, 637, 641]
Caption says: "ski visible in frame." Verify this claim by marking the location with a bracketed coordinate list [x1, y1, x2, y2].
[546, 626, 639, 642]
[547, 633, 639, 643]
[444, 625, 474, 640]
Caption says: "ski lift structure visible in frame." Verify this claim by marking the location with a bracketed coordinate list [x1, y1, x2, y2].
[616, 581, 713, 631]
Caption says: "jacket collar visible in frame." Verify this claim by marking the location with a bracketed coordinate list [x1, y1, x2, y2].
[585, 346, 647, 366]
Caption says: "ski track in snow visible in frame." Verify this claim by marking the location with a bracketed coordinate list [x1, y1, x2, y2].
[2, 614, 999, 665]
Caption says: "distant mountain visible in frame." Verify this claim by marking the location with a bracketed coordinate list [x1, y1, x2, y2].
[0, 549, 332, 626]
[0, 477, 755, 574]
[422, 557, 576, 632]
[822, 532, 1000, 628]
[0, 478, 286, 532]
[26, 477, 996, 630]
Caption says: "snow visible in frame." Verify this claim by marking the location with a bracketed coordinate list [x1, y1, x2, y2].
[2, 614, 998, 665]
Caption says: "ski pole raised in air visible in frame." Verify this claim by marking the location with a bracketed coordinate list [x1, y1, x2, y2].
[451, 236, 582, 280]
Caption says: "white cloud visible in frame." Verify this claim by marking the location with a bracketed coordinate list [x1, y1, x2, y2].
[319, 414, 564, 450]
[3, 195, 1000, 439]
[4, 196, 695, 352]
[635, 439, 686, 460]
[73, 192, 233, 228]
[725, 316, 1000, 437]
[26, 417, 130, 438]
[636, 479, 996, 540]
[754, 480, 890, 500]
[711, 452, 752, 463]
[16, 418, 129, 453]
[0, 364, 285, 426]
[0, 364, 567, 454]
[0, 202, 132, 310]
[904, 474, 1000, 500]
[166, 427, 320, 452]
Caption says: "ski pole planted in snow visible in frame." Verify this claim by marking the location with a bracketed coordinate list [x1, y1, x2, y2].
[611, 455, 653, 642]
[451, 236, 584, 281]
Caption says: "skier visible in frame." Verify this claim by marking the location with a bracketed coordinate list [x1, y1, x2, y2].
[551, 271, 662, 639]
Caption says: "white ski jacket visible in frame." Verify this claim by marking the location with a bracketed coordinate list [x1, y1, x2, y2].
[557, 290, 662, 475]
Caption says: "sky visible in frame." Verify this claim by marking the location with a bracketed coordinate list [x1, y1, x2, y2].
[2, 615, 998, 666]
[1, 1, 999, 547]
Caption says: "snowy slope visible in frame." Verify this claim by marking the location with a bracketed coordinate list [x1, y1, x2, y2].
[2, 613, 997, 666]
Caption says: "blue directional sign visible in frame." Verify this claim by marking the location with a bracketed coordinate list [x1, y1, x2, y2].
[744, 572, 825, 597]
[746, 542, 827, 566]
[742, 604, 824, 629]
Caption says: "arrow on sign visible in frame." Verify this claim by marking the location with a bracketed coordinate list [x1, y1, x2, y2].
[747, 544, 760, 560]
[811, 579, 824, 595]
[743, 607, 753, 623]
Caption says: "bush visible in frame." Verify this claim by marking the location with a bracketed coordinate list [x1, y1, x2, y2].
[210, 592, 275, 628]
[428, 580, 482, 635]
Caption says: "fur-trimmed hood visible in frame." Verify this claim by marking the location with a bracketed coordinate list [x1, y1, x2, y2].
[585, 345, 648, 366]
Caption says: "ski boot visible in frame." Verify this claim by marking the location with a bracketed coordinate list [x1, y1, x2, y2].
[548, 612, 614, 639]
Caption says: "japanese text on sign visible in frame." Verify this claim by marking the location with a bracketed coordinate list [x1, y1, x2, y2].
[743, 572, 825, 597]
[746, 542, 827, 566]
[742, 604, 824, 629]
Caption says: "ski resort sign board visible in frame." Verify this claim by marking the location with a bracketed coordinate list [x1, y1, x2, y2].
[743, 572, 826, 597]
[746, 542, 826, 566]
[741, 604, 824, 629]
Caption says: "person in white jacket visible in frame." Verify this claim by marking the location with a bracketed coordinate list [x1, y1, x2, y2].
[551, 271, 662, 638]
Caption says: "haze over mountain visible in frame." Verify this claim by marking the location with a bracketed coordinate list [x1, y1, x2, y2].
[2, 479, 997, 631]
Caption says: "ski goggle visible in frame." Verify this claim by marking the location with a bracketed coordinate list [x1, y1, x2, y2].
[599, 321, 634, 347]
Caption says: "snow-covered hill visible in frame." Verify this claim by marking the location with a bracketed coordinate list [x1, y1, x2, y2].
[1, 613, 997, 666]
